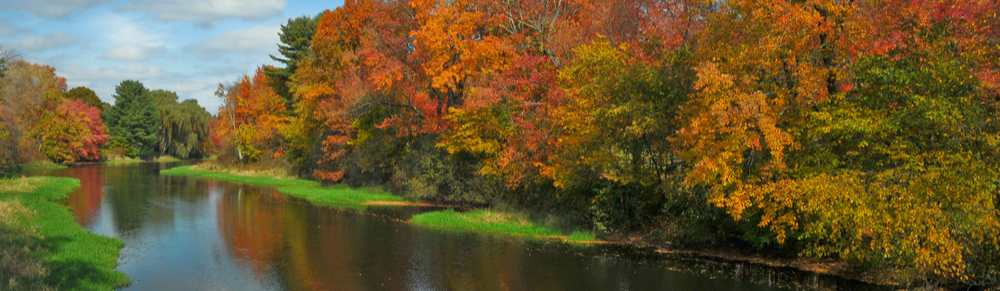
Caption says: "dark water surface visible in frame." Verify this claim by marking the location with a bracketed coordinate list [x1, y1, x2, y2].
[30, 163, 883, 290]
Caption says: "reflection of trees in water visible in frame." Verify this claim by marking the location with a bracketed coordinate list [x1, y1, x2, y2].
[65, 165, 105, 226]
[215, 185, 286, 285]
[101, 164, 178, 235]
[214, 188, 550, 290]
[214, 185, 369, 290]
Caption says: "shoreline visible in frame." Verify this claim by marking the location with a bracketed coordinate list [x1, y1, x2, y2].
[605, 236, 901, 288]
[159, 164, 903, 289]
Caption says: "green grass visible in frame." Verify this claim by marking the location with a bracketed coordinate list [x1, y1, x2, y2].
[20, 161, 68, 171]
[152, 156, 180, 162]
[160, 165, 318, 188]
[567, 231, 597, 242]
[0, 177, 129, 290]
[410, 209, 598, 243]
[279, 185, 406, 207]
[160, 165, 408, 208]
[103, 158, 142, 164]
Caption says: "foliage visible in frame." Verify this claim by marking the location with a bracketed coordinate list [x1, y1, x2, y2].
[673, 0, 1000, 283]
[104, 80, 160, 159]
[388, 136, 496, 205]
[0, 60, 68, 166]
[150, 90, 212, 159]
[184, 0, 1000, 286]
[65, 87, 109, 113]
[267, 14, 319, 113]
[35, 99, 109, 163]
[214, 67, 288, 165]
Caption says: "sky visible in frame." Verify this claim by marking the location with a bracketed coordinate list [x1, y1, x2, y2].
[0, 0, 344, 114]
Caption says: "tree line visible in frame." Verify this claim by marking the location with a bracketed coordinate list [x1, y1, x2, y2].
[0, 47, 213, 166]
[213, 0, 1000, 285]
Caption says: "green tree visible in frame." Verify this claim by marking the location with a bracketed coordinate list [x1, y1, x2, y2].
[105, 80, 160, 159]
[65, 86, 109, 113]
[150, 89, 212, 159]
[267, 14, 318, 113]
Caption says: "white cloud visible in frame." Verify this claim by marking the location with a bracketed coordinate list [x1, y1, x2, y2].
[8, 32, 78, 51]
[127, 0, 287, 22]
[0, 19, 29, 37]
[96, 13, 164, 46]
[186, 25, 279, 55]
[100, 44, 166, 61]
[61, 62, 165, 81]
[1, 0, 113, 19]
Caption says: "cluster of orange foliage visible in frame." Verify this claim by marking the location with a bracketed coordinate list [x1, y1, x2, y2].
[214, 67, 288, 163]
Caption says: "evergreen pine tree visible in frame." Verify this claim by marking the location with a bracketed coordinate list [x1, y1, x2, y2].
[266, 14, 318, 113]
[105, 80, 160, 159]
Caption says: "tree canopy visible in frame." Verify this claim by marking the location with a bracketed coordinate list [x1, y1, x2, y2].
[105, 80, 160, 159]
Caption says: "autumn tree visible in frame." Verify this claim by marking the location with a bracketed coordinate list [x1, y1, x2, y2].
[0, 60, 68, 165]
[66, 86, 109, 113]
[215, 67, 288, 164]
[35, 99, 109, 163]
[676, 0, 1000, 282]
[295, 0, 425, 182]
[0, 46, 21, 168]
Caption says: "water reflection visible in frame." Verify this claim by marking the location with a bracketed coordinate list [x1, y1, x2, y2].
[64, 164, 104, 226]
[43, 163, 885, 291]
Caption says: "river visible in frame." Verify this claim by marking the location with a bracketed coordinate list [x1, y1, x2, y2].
[27, 162, 883, 290]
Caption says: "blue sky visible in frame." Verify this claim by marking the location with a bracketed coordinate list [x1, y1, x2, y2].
[0, 0, 344, 114]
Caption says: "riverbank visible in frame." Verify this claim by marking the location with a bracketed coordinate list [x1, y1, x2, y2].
[161, 165, 416, 208]
[20, 161, 69, 171]
[0, 176, 129, 290]
[156, 164, 921, 289]
[411, 209, 598, 244]
[160, 164, 601, 244]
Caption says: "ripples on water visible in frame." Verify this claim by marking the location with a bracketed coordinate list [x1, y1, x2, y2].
[25, 163, 886, 291]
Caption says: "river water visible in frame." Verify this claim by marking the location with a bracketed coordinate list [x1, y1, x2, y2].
[29, 163, 883, 290]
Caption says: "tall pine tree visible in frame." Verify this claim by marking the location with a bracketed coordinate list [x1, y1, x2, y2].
[266, 14, 318, 113]
[105, 80, 160, 159]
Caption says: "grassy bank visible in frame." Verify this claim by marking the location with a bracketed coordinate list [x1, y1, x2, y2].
[151, 156, 180, 162]
[160, 165, 409, 207]
[102, 158, 142, 164]
[411, 209, 598, 243]
[160, 165, 317, 187]
[20, 161, 68, 171]
[161, 164, 597, 243]
[0, 176, 129, 290]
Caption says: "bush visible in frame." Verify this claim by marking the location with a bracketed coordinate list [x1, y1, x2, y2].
[387, 136, 496, 205]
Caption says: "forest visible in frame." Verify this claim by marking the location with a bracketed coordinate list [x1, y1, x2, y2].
[3, 0, 1000, 287]
[0, 49, 213, 165]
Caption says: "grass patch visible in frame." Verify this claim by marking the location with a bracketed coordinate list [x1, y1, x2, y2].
[279, 185, 407, 207]
[102, 158, 142, 164]
[411, 209, 586, 240]
[160, 165, 408, 208]
[566, 231, 598, 242]
[0, 176, 45, 193]
[0, 176, 129, 290]
[160, 165, 317, 188]
[21, 161, 68, 171]
[152, 156, 180, 162]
